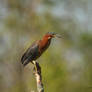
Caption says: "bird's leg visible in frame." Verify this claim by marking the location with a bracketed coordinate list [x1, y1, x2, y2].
[33, 60, 37, 72]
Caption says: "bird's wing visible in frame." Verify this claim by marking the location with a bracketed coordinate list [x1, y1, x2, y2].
[21, 41, 39, 65]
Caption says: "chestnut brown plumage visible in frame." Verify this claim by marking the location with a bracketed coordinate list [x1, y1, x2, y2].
[21, 32, 61, 66]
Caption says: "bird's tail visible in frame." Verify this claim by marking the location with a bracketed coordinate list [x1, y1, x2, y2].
[21, 53, 27, 64]
[21, 57, 33, 67]
[24, 59, 32, 67]
[21, 53, 34, 67]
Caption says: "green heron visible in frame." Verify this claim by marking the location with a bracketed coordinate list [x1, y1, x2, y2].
[21, 32, 61, 67]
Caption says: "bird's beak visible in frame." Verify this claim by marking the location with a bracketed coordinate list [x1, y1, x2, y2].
[54, 34, 62, 38]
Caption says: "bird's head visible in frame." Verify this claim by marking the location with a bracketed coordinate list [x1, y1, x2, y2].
[45, 32, 62, 40]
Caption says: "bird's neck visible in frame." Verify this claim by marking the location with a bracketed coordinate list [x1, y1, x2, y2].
[40, 37, 51, 49]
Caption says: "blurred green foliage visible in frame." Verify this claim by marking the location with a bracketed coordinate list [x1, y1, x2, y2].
[0, 0, 91, 92]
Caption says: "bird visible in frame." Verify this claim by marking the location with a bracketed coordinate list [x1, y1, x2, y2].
[21, 32, 61, 67]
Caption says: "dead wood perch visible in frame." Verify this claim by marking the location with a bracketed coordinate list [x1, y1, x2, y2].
[33, 62, 44, 92]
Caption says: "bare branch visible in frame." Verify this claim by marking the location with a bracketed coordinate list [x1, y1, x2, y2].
[33, 62, 44, 92]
